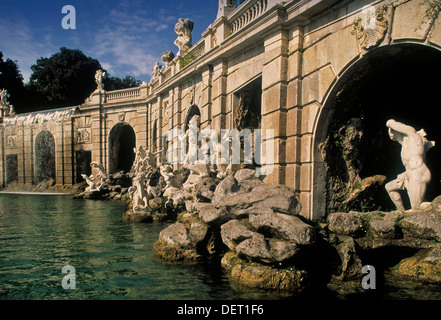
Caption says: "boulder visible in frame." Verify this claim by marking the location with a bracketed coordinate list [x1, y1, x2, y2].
[198, 203, 229, 225]
[431, 195, 441, 212]
[268, 239, 300, 263]
[221, 252, 308, 292]
[220, 219, 256, 250]
[400, 211, 441, 241]
[159, 223, 192, 248]
[218, 185, 302, 218]
[390, 244, 441, 283]
[122, 210, 153, 223]
[332, 235, 363, 281]
[211, 175, 240, 206]
[249, 212, 315, 245]
[233, 168, 259, 182]
[195, 177, 220, 202]
[235, 233, 272, 264]
[188, 221, 209, 246]
[327, 212, 364, 236]
[152, 240, 201, 263]
[367, 212, 402, 239]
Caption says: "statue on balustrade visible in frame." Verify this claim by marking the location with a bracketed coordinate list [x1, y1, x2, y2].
[174, 18, 194, 56]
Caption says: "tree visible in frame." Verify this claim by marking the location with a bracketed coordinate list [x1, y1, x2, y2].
[0, 52, 26, 111]
[104, 75, 142, 91]
[29, 47, 102, 108]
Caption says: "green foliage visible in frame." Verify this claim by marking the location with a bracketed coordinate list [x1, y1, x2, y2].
[0, 52, 26, 111]
[29, 47, 102, 108]
[104, 75, 142, 91]
[4, 47, 143, 113]
[179, 51, 198, 69]
[422, 0, 441, 24]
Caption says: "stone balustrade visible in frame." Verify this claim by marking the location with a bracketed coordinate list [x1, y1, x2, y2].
[229, 0, 268, 34]
[179, 40, 206, 69]
[106, 87, 142, 102]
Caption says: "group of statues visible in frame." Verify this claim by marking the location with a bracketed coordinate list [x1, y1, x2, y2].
[150, 17, 194, 80]
[80, 114, 436, 214]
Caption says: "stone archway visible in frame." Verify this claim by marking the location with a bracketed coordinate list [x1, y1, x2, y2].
[35, 130, 56, 183]
[185, 105, 201, 131]
[108, 123, 136, 174]
[312, 43, 441, 217]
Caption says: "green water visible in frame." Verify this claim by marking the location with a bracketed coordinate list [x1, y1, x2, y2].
[0, 194, 241, 300]
[2, 194, 441, 301]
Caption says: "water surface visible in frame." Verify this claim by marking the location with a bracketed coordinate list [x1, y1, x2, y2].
[0, 194, 240, 300]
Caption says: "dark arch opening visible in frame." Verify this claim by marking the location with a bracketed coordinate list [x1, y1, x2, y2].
[109, 123, 136, 174]
[35, 131, 56, 183]
[315, 44, 441, 214]
[185, 105, 201, 132]
[152, 119, 158, 151]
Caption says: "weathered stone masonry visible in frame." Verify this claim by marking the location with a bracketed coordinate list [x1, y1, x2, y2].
[2, 0, 441, 220]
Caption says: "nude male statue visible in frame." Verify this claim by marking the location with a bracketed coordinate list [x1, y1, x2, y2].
[385, 119, 435, 211]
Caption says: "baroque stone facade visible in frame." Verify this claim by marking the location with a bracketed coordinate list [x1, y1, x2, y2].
[1, 0, 441, 220]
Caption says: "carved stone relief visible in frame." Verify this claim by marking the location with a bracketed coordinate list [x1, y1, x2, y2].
[353, 6, 388, 50]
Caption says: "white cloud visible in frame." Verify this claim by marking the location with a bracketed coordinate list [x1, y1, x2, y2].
[0, 15, 57, 82]
[88, 3, 178, 81]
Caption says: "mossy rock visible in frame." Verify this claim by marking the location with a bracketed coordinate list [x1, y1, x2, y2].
[221, 251, 308, 292]
[389, 245, 441, 283]
[152, 240, 202, 263]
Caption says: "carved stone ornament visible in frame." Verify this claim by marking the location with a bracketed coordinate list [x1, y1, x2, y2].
[7, 135, 17, 147]
[174, 18, 194, 56]
[77, 128, 91, 143]
[161, 50, 175, 66]
[188, 85, 196, 105]
[353, 6, 388, 50]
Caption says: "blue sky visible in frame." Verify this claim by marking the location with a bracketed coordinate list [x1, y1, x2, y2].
[0, 0, 219, 83]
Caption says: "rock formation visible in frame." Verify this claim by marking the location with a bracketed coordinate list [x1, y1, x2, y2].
[152, 167, 441, 294]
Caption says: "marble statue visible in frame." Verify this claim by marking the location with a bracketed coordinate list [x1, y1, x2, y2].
[0, 89, 9, 106]
[385, 119, 435, 211]
[180, 115, 200, 165]
[151, 62, 162, 79]
[129, 173, 150, 212]
[82, 174, 99, 192]
[81, 161, 108, 193]
[132, 145, 155, 172]
[174, 18, 194, 56]
[0, 89, 14, 117]
[91, 161, 108, 183]
[95, 69, 106, 91]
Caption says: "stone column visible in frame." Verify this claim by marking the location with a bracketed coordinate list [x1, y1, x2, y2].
[91, 112, 102, 172]
[62, 118, 74, 185]
[136, 105, 148, 147]
[261, 28, 289, 186]
[201, 65, 213, 126]
[211, 60, 228, 132]
[23, 126, 34, 185]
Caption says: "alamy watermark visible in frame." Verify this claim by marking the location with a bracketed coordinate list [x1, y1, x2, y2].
[165, 121, 275, 176]
[361, 265, 376, 290]
[61, 5, 76, 30]
[61, 264, 76, 290]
